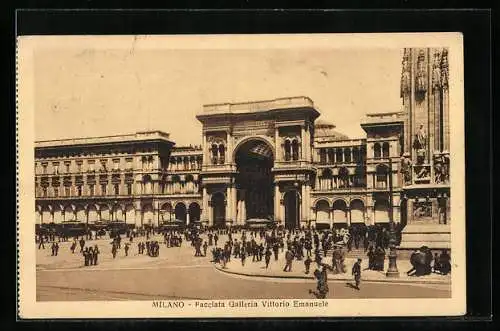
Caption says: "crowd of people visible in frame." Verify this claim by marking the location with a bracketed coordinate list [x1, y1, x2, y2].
[37, 223, 450, 293]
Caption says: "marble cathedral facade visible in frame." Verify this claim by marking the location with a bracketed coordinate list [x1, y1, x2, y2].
[34, 48, 451, 249]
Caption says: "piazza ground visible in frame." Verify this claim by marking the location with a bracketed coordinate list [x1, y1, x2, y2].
[36, 233, 451, 301]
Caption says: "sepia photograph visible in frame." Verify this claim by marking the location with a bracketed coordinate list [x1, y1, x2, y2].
[17, 33, 466, 318]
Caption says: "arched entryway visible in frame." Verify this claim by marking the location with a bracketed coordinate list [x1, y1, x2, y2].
[87, 204, 98, 224]
[53, 206, 63, 224]
[350, 199, 365, 223]
[142, 204, 154, 226]
[235, 138, 274, 221]
[174, 202, 187, 223]
[332, 199, 348, 224]
[315, 199, 330, 225]
[284, 190, 300, 229]
[125, 204, 136, 225]
[41, 205, 52, 224]
[100, 204, 110, 222]
[188, 202, 201, 223]
[374, 199, 390, 223]
[212, 192, 226, 227]
[160, 202, 173, 222]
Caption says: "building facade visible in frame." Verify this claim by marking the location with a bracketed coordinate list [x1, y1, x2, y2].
[34, 48, 451, 248]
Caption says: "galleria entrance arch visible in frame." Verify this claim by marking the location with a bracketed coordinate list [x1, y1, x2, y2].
[235, 138, 274, 222]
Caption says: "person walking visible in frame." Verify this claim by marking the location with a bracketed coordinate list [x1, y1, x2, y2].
[352, 258, 362, 290]
[93, 245, 99, 265]
[111, 243, 117, 259]
[203, 241, 208, 257]
[264, 248, 272, 269]
[304, 255, 312, 274]
[124, 243, 130, 257]
[283, 249, 294, 272]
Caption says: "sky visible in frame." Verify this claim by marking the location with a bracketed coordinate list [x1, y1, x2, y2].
[33, 35, 403, 146]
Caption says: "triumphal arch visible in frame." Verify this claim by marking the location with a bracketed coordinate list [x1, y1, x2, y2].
[196, 97, 320, 229]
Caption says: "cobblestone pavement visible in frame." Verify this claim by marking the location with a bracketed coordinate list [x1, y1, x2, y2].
[36, 233, 451, 301]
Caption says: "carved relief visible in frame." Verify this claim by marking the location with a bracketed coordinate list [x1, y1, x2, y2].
[433, 153, 450, 184]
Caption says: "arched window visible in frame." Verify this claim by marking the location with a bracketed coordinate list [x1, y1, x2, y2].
[374, 143, 381, 158]
[382, 142, 390, 158]
[284, 140, 291, 161]
[291, 139, 299, 160]
[376, 164, 389, 189]
[211, 144, 218, 164]
[218, 144, 225, 164]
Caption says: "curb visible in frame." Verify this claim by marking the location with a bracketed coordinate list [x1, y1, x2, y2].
[214, 265, 451, 285]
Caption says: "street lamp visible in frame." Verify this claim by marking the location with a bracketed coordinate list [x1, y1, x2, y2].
[386, 157, 400, 277]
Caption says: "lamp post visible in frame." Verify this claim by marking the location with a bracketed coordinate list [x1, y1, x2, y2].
[386, 157, 400, 277]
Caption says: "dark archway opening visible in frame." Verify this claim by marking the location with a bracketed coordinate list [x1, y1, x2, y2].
[174, 203, 187, 223]
[189, 203, 201, 223]
[235, 139, 274, 221]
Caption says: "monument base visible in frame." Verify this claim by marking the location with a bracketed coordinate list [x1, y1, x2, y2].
[399, 223, 451, 250]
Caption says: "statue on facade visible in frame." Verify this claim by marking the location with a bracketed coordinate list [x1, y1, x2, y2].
[432, 50, 442, 91]
[415, 50, 427, 96]
[413, 124, 427, 164]
[400, 48, 411, 98]
[400, 154, 412, 185]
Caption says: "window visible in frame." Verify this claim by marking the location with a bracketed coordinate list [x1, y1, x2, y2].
[125, 158, 133, 170]
[319, 149, 326, 164]
[88, 160, 95, 172]
[101, 184, 107, 196]
[113, 159, 120, 171]
[77, 186, 82, 196]
[211, 144, 218, 164]
[53, 162, 59, 174]
[42, 187, 47, 197]
[374, 143, 381, 159]
[284, 140, 291, 161]
[127, 183, 132, 195]
[218, 145, 225, 164]
[291, 140, 299, 161]
[65, 162, 71, 173]
[65, 187, 70, 197]
[114, 184, 119, 195]
[382, 142, 390, 158]
[344, 148, 351, 163]
[42, 163, 47, 174]
[89, 184, 95, 196]
[76, 161, 82, 172]
[54, 187, 59, 197]
[100, 160, 107, 172]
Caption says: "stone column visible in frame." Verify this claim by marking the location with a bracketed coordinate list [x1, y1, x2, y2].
[301, 184, 306, 222]
[274, 184, 280, 222]
[186, 212, 190, 226]
[227, 131, 233, 165]
[301, 125, 306, 161]
[274, 127, 280, 161]
[231, 184, 237, 223]
[202, 186, 208, 222]
[225, 186, 231, 224]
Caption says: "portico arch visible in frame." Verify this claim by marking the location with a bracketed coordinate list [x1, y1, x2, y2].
[232, 135, 275, 163]
[234, 137, 275, 221]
